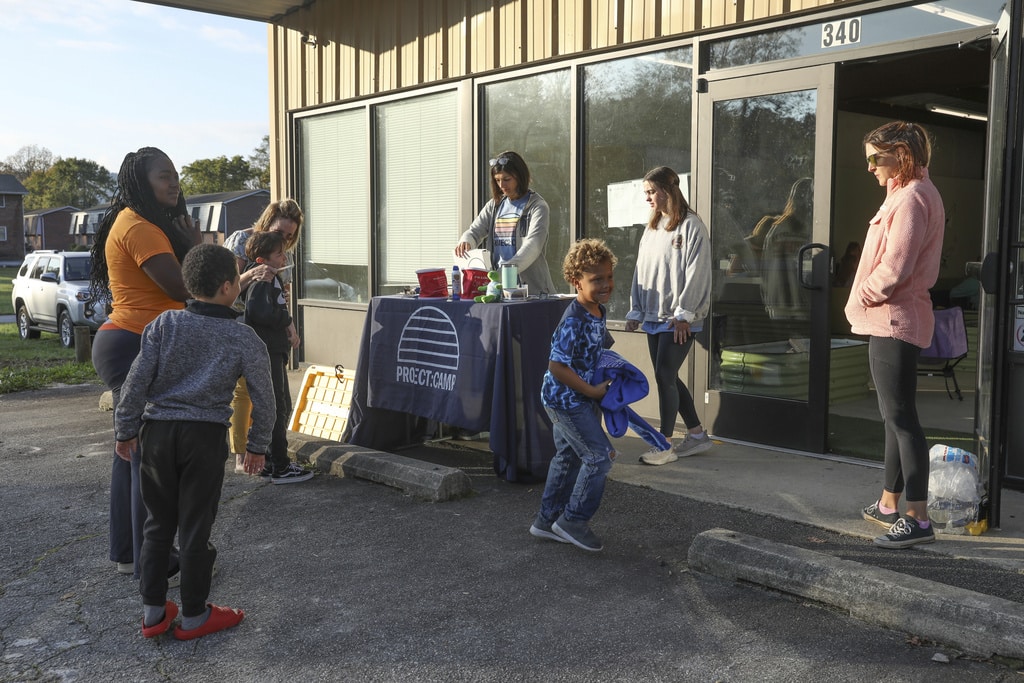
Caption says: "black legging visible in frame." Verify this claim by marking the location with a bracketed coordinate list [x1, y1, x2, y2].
[869, 335, 928, 502]
[646, 331, 700, 438]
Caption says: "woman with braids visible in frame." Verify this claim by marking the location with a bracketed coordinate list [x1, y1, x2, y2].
[90, 147, 201, 582]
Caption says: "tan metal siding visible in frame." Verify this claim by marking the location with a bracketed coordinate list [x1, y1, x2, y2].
[556, 0, 586, 54]
[468, 0, 498, 73]
[268, 0, 861, 195]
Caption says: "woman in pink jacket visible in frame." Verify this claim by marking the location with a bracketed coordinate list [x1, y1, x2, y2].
[846, 121, 944, 549]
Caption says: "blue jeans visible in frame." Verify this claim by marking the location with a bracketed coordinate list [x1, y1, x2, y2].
[539, 403, 614, 524]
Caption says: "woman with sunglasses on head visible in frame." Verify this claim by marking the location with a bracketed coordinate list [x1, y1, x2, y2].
[847, 121, 945, 549]
[454, 151, 556, 295]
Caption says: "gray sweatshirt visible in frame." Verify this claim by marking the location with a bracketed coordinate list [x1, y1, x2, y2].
[114, 301, 275, 455]
[459, 190, 557, 295]
[627, 212, 712, 325]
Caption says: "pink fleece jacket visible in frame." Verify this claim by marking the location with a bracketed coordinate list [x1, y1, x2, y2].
[844, 168, 944, 349]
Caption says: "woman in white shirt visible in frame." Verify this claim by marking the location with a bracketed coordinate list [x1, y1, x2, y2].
[625, 166, 713, 465]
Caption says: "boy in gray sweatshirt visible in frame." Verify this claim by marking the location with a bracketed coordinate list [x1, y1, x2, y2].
[115, 244, 275, 641]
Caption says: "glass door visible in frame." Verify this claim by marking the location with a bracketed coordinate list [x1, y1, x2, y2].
[693, 66, 836, 452]
[977, 8, 1011, 522]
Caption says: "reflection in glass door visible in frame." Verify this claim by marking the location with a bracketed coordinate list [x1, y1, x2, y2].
[695, 67, 835, 451]
[709, 92, 815, 395]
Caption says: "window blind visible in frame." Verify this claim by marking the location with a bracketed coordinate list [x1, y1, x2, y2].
[376, 91, 459, 287]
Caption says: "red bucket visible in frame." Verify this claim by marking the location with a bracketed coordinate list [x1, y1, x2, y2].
[462, 268, 491, 300]
[416, 268, 448, 298]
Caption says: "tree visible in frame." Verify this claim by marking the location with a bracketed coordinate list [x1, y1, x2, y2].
[1, 145, 55, 182]
[249, 135, 270, 190]
[180, 155, 255, 195]
[22, 157, 115, 211]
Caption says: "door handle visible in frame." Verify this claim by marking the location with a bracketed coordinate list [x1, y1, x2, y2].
[797, 243, 828, 290]
[966, 253, 1000, 295]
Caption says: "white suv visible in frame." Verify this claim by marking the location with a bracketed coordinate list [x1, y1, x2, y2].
[11, 250, 108, 348]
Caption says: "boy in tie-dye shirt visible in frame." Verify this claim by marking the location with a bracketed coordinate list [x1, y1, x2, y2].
[530, 239, 618, 552]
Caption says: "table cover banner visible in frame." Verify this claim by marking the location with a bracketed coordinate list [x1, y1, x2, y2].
[347, 296, 571, 481]
[366, 298, 501, 431]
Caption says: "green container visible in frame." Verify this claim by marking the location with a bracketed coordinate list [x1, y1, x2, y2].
[719, 338, 869, 403]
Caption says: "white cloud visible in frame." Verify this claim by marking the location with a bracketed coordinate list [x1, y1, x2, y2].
[0, 0, 268, 172]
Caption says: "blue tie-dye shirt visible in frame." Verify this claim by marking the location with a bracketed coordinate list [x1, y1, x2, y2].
[541, 299, 614, 410]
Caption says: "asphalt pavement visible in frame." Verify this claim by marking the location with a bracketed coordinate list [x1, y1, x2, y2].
[2, 377, 1023, 682]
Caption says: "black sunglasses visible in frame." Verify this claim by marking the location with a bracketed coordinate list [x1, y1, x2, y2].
[489, 155, 510, 168]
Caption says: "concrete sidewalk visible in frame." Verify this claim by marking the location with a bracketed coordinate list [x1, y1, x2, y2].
[607, 435, 1024, 574]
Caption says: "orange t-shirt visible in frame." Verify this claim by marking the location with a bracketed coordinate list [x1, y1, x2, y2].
[106, 208, 184, 334]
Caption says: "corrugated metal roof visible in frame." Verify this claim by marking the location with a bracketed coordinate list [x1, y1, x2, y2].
[131, 0, 306, 24]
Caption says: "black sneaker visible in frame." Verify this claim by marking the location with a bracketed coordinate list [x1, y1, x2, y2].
[258, 466, 273, 479]
[529, 514, 569, 544]
[874, 516, 936, 549]
[552, 516, 603, 552]
[270, 462, 314, 485]
[862, 501, 899, 529]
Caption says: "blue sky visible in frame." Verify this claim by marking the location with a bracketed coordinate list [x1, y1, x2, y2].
[0, 0, 268, 174]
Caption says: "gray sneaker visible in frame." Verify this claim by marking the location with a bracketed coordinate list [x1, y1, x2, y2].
[552, 516, 603, 552]
[874, 516, 936, 549]
[529, 514, 569, 543]
[672, 433, 713, 458]
[862, 500, 899, 528]
[640, 446, 677, 466]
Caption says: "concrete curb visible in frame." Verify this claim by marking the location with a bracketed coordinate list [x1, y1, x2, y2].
[688, 528, 1024, 660]
[288, 431, 474, 502]
[100, 393, 472, 502]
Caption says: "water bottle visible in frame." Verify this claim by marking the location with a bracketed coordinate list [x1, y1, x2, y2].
[927, 444, 981, 532]
[451, 265, 460, 300]
[500, 261, 518, 290]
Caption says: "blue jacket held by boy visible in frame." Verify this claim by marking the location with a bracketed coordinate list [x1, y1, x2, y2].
[592, 350, 671, 451]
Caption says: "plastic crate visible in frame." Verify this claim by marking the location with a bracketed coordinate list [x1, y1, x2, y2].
[288, 364, 355, 441]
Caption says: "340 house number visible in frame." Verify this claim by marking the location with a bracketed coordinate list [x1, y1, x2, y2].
[821, 18, 862, 48]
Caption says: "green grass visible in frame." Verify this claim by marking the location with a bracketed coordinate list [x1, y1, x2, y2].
[0, 323, 100, 393]
[1, 266, 16, 315]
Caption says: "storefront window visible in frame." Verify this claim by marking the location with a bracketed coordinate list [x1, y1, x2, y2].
[580, 47, 694, 320]
[376, 91, 460, 294]
[298, 110, 369, 303]
[481, 71, 571, 294]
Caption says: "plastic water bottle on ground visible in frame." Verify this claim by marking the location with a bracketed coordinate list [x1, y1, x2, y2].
[927, 444, 981, 533]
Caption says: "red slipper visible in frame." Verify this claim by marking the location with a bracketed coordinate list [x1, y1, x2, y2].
[141, 601, 179, 638]
[173, 603, 245, 641]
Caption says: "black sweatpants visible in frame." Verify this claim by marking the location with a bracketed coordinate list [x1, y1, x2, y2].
[138, 420, 227, 618]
